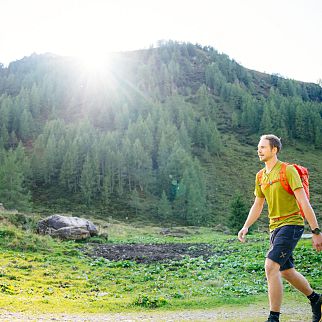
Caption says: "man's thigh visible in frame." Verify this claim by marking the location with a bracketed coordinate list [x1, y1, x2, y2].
[266, 225, 304, 270]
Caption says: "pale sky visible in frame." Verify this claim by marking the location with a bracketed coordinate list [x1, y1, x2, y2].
[1, 0, 321, 83]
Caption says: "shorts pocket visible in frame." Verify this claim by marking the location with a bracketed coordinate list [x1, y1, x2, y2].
[293, 226, 304, 240]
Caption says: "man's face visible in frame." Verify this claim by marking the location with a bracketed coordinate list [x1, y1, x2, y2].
[257, 138, 276, 162]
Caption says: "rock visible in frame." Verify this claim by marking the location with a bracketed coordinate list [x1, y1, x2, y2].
[37, 214, 98, 240]
[51, 226, 90, 240]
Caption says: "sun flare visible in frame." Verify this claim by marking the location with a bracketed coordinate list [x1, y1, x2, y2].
[74, 51, 112, 74]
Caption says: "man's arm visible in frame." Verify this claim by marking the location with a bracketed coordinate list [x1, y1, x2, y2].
[293, 187, 322, 252]
[238, 196, 265, 242]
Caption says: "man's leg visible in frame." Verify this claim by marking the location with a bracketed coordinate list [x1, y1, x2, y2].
[265, 258, 283, 312]
[281, 268, 321, 322]
[281, 268, 313, 295]
[265, 226, 305, 321]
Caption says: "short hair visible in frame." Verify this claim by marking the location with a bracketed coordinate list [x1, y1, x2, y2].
[260, 134, 282, 153]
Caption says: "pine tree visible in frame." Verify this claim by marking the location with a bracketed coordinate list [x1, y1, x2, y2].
[240, 95, 257, 129]
[228, 195, 249, 234]
[0, 125, 9, 148]
[205, 62, 225, 94]
[15, 141, 32, 186]
[43, 133, 58, 184]
[131, 138, 153, 192]
[178, 122, 191, 153]
[101, 174, 111, 206]
[129, 189, 141, 216]
[60, 144, 79, 192]
[30, 83, 41, 118]
[196, 84, 211, 117]
[8, 131, 18, 148]
[194, 117, 222, 154]
[157, 125, 180, 192]
[259, 104, 273, 134]
[294, 103, 306, 140]
[19, 109, 34, 140]
[183, 158, 207, 225]
[80, 153, 99, 205]
[157, 190, 172, 222]
[0, 148, 31, 211]
[99, 132, 121, 194]
[231, 111, 239, 129]
[122, 136, 134, 191]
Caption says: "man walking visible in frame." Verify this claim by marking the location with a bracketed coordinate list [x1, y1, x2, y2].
[238, 134, 322, 322]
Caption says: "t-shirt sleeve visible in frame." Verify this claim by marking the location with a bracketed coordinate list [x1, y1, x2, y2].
[286, 165, 303, 191]
[254, 172, 265, 197]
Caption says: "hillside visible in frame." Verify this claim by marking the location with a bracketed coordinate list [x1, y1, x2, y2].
[0, 41, 321, 226]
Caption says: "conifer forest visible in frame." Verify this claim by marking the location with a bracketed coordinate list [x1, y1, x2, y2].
[0, 41, 321, 225]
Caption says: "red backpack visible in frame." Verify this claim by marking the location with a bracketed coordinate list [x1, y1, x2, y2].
[257, 162, 309, 218]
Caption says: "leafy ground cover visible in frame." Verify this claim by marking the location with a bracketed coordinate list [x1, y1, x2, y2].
[0, 216, 321, 316]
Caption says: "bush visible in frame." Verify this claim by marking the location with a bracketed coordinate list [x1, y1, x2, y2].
[8, 213, 40, 231]
[0, 227, 16, 240]
[0, 225, 52, 252]
[133, 294, 168, 308]
[228, 194, 249, 234]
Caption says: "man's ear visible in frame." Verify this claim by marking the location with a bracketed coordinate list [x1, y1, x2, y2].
[272, 146, 278, 154]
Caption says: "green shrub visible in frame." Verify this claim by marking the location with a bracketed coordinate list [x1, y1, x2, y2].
[0, 227, 17, 240]
[9, 213, 40, 231]
[0, 282, 16, 294]
[228, 194, 252, 234]
[0, 225, 52, 252]
[133, 294, 168, 308]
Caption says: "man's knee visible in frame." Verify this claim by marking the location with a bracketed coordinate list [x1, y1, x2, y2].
[280, 268, 295, 280]
[265, 258, 280, 277]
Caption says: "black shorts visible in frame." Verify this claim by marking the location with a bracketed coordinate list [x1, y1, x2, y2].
[266, 225, 304, 271]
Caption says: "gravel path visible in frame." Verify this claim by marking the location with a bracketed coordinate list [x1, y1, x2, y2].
[0, 304, 311, 322]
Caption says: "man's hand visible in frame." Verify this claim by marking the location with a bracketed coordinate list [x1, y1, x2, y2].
[238, 227, 249, 243]
[312, 234, 322, 252]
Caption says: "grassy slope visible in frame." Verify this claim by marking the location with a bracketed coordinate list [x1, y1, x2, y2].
[30, 125, 322, 228]
[0, 215, 321, 314]
[203, 129, 322, 226]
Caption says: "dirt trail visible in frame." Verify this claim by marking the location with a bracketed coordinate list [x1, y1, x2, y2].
[0, 304, 311, 322]
[82, 242, 222, 263]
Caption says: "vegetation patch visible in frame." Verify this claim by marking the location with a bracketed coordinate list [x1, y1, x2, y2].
[0, 221, 320, 315]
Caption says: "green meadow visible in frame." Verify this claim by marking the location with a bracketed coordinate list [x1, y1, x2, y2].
[0, 214, 320, 315]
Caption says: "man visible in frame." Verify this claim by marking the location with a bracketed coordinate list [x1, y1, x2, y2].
[238, 134, 322, 322]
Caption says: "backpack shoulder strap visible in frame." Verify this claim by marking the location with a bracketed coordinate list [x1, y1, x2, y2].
[257, 168, 265, 185]
[280, 162, 294, 195]
[257, 167, 280, 191]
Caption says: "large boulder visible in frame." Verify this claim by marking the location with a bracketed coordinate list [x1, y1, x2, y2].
[51, 226, 90, 240]
[37, 214, 98, 240]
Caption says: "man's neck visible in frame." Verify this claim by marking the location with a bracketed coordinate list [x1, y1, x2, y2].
[265, 158, 279, 173]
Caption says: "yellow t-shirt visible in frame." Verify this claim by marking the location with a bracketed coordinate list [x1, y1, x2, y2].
[254, 160, 304, 231]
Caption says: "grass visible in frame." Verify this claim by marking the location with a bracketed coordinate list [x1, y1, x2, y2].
[0, 215, 321, 315]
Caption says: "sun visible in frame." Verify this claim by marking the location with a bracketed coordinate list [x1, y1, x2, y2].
[48, 2, 121, 74]
[37, 1, 155, 76]
[74, 51, 112, 74]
